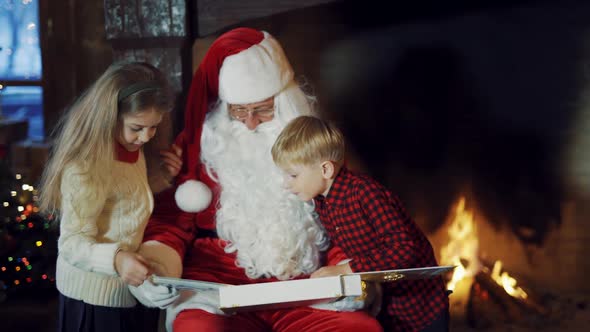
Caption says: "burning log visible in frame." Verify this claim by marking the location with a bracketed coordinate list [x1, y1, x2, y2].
[469, 271, 527, 323]
[466, 270, 551, 328]
[515, 289, 551, 317]
[482, 260, 551, 317]
[466, 279, 508, 328]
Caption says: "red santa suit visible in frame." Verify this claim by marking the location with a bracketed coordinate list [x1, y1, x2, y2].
[134, 28, 383, 332]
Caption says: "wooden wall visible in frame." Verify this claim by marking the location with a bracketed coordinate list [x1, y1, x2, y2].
[41, 0, 113, 134]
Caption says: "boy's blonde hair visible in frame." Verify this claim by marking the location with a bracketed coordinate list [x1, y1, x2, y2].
[272, 115, 345, 168]
[38, 61, 174, 214]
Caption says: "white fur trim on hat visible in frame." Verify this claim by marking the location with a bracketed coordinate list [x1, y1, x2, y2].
[218, 31, 294, 105]
[175, 180, 213, 213]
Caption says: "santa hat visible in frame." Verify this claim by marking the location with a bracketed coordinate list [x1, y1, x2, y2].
[174, 27, 295, 213]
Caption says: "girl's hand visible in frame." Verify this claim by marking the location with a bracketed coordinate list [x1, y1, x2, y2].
[310, 263, 353, 279]
[114, 250, 150, 286]
[160, 144, 182, 179]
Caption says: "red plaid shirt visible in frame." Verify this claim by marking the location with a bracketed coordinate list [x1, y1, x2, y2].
[314, 167, 449, 332]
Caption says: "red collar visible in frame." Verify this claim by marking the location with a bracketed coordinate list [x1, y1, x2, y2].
[115, 142, 140, 163]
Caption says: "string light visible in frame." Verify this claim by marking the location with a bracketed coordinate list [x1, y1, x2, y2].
[1, 163, 57, 295]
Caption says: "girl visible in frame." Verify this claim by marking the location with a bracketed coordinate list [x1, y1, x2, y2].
[39, 61, 180, 332]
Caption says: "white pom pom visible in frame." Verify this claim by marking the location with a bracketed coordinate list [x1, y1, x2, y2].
[175, 180, 212, 213]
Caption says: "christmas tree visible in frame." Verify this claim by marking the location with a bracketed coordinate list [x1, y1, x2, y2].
[0, 160, 57, 302]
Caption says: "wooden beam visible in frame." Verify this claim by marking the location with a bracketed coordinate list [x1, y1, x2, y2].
[193, 0, 339, 36]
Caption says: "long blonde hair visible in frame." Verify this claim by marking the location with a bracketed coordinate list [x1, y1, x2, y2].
[39, 61, 174, 214]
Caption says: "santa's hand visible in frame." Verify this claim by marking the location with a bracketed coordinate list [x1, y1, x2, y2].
[311, 295, 366, 311]
[160, 144, 182, 179]
[129, 279, 179, 309]
[310, 263, 352, 279]
[310, 281, 382, 316]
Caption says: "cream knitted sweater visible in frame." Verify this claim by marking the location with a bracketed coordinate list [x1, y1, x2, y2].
[55, 152, 153, 307]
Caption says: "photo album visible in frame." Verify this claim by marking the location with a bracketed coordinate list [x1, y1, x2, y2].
[152, 265, 455, 313]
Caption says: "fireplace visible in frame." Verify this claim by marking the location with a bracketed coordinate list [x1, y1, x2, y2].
[429, 196, 588, 330]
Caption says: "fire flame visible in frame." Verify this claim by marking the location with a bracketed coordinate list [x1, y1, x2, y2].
[491, 261, 528, 299]
[441, 197, 527, 299]
[440, 197, 481, 290]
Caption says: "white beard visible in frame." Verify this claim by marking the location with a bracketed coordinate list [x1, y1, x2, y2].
[200, 99, 328, 280]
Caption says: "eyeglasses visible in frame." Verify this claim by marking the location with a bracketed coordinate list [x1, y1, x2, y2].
[228, 100, 275, 121]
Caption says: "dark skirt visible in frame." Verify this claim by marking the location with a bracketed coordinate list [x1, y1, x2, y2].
[57, 293, 160, 332]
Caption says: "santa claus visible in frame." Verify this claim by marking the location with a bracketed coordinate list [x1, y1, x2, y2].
[130, 27, 383, 332]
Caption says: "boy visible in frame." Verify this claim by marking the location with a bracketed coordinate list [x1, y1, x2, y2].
[271, 116, 450, 332]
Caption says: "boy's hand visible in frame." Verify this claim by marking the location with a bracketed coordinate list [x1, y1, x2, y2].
[310, 263, 353, 278]
[160, 144, 182, 179]
[115, 250, 150, 286]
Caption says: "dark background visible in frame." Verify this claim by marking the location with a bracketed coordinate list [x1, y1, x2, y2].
[2, 0, 590, 331]
[242, 0, 589, 246]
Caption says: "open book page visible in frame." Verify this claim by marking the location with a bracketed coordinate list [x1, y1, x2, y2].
[151, 274, 363, 313]
[151, 266, 455, 291]
[150, 275, 231, 291]
[150, 266, 454, 313]
[350, 265, 456, 282]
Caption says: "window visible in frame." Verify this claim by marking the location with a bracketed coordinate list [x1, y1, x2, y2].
[0, 0, 44, 141]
